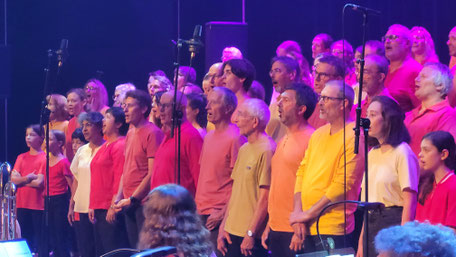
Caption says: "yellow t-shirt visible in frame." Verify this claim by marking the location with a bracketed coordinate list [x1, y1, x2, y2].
[294, 122, 364, 235]
[224, 135, 276, 238]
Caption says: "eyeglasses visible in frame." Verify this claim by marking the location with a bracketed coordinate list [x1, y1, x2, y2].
[159, 103, 173, 110]
[318, 95, 344, 103]
[314, 71, 335, 80]
[382, 34, 400, 43]
[269, 68, 283, 76]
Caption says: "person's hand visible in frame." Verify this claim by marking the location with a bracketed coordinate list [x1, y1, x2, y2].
[290, 210, 311, 225]
[206, 209, 224, 230]
[217, 231, 232, 256]
[261, 225, 270, 249]
[291, 222, 306, 240]
[67, 208, 75, 226]
[106, 207, 117, 224]
[26, 173, 38, 183]
[88, 209, 96, 224]
[289, 233, 305, 252]
[240, 236, 255, 256]
[114, 198, 131, 212]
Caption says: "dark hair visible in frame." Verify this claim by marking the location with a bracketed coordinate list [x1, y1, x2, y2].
[248, 80, 266, 101]
[271, 56, 301, 82]
[71, 128, 88, 144]
[222, 58, 256, 92]
[418, 131, 456, 205]
[50, 129, 65, 150]
[366, 40, 385, 56]
[27, 124, 44, 138]
[186, 93, 208, 129]
[67, 88, 87, 101]
[315, 33, 334, 50]
[152, 91, 166, 128]
[365, 54, 389, 76]
[318, 54, 345, 78]
[78, 112, 104, 136]
[285, 83, 318, 120]
[176, 66, 196, 83]
[106, 107, 129, 136]
[125, 90, 152, 118]
[369, 96, 410, 147]
[138, 184, 212, 257]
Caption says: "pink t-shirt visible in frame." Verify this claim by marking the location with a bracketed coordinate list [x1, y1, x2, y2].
[384, 57, 422, 112]
[151, 121, 203, 196]
[90, 137, 125, 210]
[416, 173, 456, 228]
[39, 158, 73, 196]
[405, 100, 456, 156]
[195, 124, 246, 215]
[122, 122, 164, 199]
[308, 104, 327, 129]
[14, 152, 45, 210]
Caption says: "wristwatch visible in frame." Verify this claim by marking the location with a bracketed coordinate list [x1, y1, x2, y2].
[247, 230, 254, 237]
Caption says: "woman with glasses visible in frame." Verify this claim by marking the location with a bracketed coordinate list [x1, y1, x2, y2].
[69, 112, 105, 257]
[411, 26, 439, 65]
[84, 79, 109, 114]
[356, 96, 419, 257]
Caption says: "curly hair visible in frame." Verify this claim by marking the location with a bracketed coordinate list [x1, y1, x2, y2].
[138, 184, 213, 257]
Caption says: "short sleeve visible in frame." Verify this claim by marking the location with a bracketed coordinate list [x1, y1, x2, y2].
[146, 128, 164, 158]
[13, 154, 24, 175]
[397, 144, 419, 192]
[257, 149, 274, 187]
[444, 184, 456, 228]
[70, 147, 81, 179]
[62, 159, 73, 177]
[230, 135, 246, 169]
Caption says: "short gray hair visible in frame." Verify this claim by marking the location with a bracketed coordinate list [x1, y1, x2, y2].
[242, 98, 270, 130]
[423, 62, 453, 97]
[212, 87, 237, 116]
[325, 80, 355, 110]
[375, 222, 456, 257]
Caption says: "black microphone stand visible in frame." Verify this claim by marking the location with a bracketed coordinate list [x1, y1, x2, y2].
[39, 48, 53, 257]
[348, 5, 379, 257]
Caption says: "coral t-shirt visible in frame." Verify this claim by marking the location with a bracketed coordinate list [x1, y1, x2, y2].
[13, 152, 46, 210]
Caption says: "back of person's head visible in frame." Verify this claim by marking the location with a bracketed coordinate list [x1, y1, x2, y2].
[138, 184, 212, 257]
[222, 58, 256, 92]
[125, 90, 153, 118]
[285, 83, 318, 120]
[186, 93, 208, 129]
[318, 54, 345, 78]
[177, 66, 197, 83]
[366, 40, 386, 56]
[271, 56, 301, 82]
[370, 95, 410, 147]
[248, 81, 266, 101]
[375, 221, 456, 257]
[276, 40, 302, 56]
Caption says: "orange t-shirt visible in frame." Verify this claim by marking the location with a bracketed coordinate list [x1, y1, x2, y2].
[268, 126, 314, 232]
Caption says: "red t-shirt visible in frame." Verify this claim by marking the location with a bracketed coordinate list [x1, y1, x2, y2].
[13, 152, 46, 210]
[90, 137, 125, 210]
[151, 121, 203, 196]
[122, 122, 164, 199]
[384, 57, 422, 112]
[405, 100, 456, 156]
[39, 158, 72, 196]
[65, 116, 80, 162]
[416, 173, 456, 228]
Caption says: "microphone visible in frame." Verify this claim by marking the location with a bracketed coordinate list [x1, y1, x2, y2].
[346, 3, 381, 16]
[187, 25, 203, 59]
[56, 39, 69, 68]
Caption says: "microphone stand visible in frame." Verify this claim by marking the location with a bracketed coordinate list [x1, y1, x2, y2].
[39, 49, 53, 257]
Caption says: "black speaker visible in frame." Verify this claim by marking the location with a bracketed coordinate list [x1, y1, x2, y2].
[0, 45, 11, 98]
[204, 22, 248, 71]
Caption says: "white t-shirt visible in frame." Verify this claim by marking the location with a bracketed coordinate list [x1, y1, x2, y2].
[70, 143, 101, 213]
[361, 142, 419, 207]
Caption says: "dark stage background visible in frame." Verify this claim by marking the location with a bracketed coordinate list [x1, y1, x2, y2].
[1, 0, 455, 163]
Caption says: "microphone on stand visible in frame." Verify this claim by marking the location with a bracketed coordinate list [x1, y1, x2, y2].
[56, 39, 69, 68]
[346, 3, 381, 16]
[186, 25, 203, 59]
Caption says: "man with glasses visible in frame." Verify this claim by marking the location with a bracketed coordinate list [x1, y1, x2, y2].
[353, 54, 393, 118]
[114, 89, 164, 247]
[290, 80, 364, 252]
[383, 24, 422, 112]
[308, 54, 344, 129]
[151, 90, 203, 196]
[266, 56, 301, 142]
[217, 98, 276, 257]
